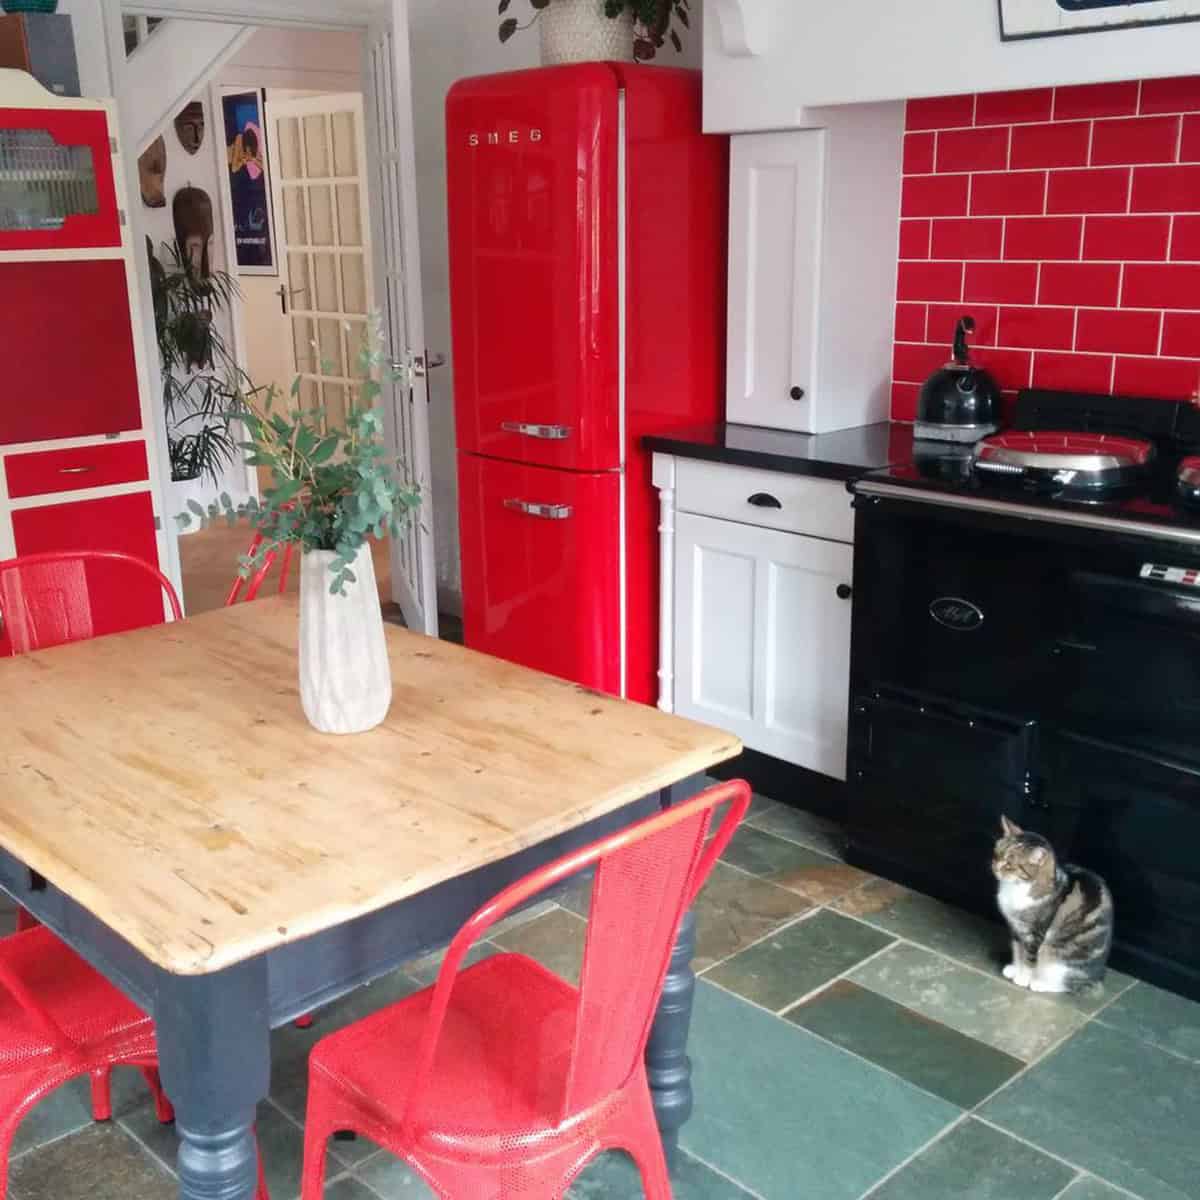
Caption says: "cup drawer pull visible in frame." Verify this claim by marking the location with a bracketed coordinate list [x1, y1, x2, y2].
[504, 499, 573, 520]
[501, 421, 571, 440]
[747, 492, 783, 509]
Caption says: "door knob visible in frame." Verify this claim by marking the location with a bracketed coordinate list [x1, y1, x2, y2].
[836, 584, 853, 600]
[790, 386, 806, 401]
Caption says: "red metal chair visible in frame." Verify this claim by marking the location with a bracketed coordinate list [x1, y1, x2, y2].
[299, 778, 751, 1200]
[0, 551, 181, 937]
[0, 549, 182, 655]
[224, 525, 295, 606]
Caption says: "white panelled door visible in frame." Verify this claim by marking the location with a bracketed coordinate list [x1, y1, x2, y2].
[362, 1, 438, 637]
[269, 92, 374, 432]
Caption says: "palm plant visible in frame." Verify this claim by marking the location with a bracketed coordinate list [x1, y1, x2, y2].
[148, 239, 251, 485]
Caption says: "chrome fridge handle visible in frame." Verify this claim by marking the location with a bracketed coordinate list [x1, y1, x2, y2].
[501, 421, 571, 440]
[503, 499, 573, 521]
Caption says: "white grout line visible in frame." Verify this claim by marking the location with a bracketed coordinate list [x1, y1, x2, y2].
[852, 1113, 972, 1200]
[674, 1145, 768, 1200]
[1050, 1173, 1085, 1200]
[696, 907, 825, 981]
[775, 935, 899, 1018]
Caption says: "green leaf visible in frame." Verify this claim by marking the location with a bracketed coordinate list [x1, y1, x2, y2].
[530, 0, 550, 7]
[187, 499, 205, 516]
[671, 28, 682, 50]
[498, 0, 511, 10]
[674, 3, 688, 25]
[499, 16, 518, 41]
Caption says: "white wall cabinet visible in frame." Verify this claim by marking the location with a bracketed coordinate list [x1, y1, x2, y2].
[725, 107, 905, 435]
[655, 455, 854, 780]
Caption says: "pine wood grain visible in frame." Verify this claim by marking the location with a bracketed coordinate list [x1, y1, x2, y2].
[0, 598, 740, 975]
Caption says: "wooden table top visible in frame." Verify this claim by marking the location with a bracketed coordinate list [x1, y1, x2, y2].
[0, 598, 740, 975]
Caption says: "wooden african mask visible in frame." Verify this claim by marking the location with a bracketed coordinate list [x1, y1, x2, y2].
[173, 185, 214, 278]
[175, 101, 205, 156]
[138, 136, 166, 208]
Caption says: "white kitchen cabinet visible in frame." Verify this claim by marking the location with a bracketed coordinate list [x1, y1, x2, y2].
[725, 106, 904, 436]
[654, 454, 854, 780]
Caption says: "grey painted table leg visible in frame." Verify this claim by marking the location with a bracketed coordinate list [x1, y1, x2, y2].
[154, 960, 271, 1200]
[645, 907, 697, 1163]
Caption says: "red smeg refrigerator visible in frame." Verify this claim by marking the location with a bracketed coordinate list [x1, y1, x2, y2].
[447, 64, 728, 704]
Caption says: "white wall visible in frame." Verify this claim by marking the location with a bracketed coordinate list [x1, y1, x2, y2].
[406, 1, 704, 617]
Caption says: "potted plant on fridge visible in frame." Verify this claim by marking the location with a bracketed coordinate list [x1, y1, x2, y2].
[177, 317, 420, 736]
[498, 0, 690, 64]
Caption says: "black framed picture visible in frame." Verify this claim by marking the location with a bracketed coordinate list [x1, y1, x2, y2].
[221, 89, 276, 275]
[999, 0, 1200, 39]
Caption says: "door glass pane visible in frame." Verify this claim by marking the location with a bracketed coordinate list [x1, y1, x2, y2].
[282, 187, 307, 246]
[323, 381, 346, 427]
[309, 185, 334, 246]
[292, 317, 316, 375]
[287, 252, 311, 310]
[318, 318, 346, 377]
[312, 252, 339, 311]
[303, 114, 330, 178]
[298, 376, 319, 408]
[335, 184, 362, 247]
[344, 318, 369, 375]
[341, 255, 367, 314]
[0, 130, 99, 232]
[275, 117, 302, 179]
[331, 111, 358, 177]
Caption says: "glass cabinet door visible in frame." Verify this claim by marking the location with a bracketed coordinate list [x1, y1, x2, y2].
[0, 108, 120, 249]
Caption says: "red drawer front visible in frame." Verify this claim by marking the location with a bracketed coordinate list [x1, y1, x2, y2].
[5, 441, 148, 499]
[0, 107, 122, 251]
[0, 260, 142, 446]
[458, 453, 622, 694]
[4, 492, 163, 657]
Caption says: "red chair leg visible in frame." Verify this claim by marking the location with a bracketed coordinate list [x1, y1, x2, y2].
[89, 1068, 112, 1122]
[256, 1141, 270, 1200]
[139, 1068, 175, 1124]
[299, 1116, 332, 1200]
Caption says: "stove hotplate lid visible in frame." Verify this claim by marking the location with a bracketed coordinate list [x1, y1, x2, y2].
[974, 430, 1155, 472]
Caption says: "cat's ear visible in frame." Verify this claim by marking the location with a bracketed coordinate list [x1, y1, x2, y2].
[1000, 815, 1022, 838]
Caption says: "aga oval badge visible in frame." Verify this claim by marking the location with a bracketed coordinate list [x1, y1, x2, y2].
[929, 597, 984, 632]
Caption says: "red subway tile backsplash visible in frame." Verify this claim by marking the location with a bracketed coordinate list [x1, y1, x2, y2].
[1090, 116, 1180, 166]
[1053, 82, 1140, 122]
[1039, 262, 1122, 307]
[892, 79, 1200, 418]
[1082, 215, 1171, 261]
[1004, 216, 1082, 261]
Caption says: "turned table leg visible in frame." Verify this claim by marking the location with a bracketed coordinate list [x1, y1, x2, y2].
[646, 908, 697, 1162]
[154, 960, 271, 1200]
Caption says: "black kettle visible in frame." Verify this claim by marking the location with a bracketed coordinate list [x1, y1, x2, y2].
[915, 316, 1001, 443]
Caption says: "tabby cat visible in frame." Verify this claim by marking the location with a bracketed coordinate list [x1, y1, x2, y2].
[993, 816, 1114, 994]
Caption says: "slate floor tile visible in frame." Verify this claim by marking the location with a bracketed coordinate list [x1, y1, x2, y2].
[10, 1076, 94, 1157]
[743, 803, 846, 857]
[567, 1148, 754, 1198]
[354, 1150, 433, 1197]
[834, 878, 1010, 978]
[327, 1177, 385, 1200]
[10, 1123, 176, 1200]
[981, 1022, 1200, 1200]
[719, 827, 870, 904]
[1057, 1179, 1136, 1200]
[492, 907, 588, 984]
[402, 939, 499, 987]
[689, 861, 814, 972]
[867, 1118, 1075, 1200]
[786, 979, 1024, 1108]
[681, 980, 958, 1200]
[851, 943, 1089, 1062]
[705, 909, 893, 1012]
[1097, 981, 1200, 1062]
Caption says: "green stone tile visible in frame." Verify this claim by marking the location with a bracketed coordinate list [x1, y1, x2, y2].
[833, 878, 1010, 978]
[982, 1022, 1200, 1200]
[851, 944, 1088, 1061]
[744, 803, 846, 858]
[690, 861, 813, 973]
[328, 1177, 387, 1200]
[492, 907, 588, 984]
[786, 980, 1024, 1108]
[1058, 1179, 1136, 1200]
[1098, 981, 1200, 1062]
[868, 1119, 1075, 1200]
[11, 1077, 92, 1157]
[354, 1149, 434, 1197]
[704, 910, 893, 1012]
[10, 1124, 176, 1200]
[567, 1148, 754, 1198]
[681, 980, 958, 1200]
[402, 940, 500, 987]
[720, 827, 870, 904]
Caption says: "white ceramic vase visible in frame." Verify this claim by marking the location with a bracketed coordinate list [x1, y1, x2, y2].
[540, 0, 635, 64]
[298, 545, 392, 735]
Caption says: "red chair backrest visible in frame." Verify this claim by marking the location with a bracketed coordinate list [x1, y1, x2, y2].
[225, 522, 295, 606]
[405, 778, 751, 1133]
[0, 550, 181, 655]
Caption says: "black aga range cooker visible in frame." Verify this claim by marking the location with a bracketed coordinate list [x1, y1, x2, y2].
[848, 388, 1200, 1000]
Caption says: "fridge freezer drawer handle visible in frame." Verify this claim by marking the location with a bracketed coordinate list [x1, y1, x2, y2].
[503, 499, 574, 520]
[501, 421, 572, 440]
[748, 492, 782, 509]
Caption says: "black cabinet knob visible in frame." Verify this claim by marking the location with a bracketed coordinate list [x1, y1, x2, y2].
[748, 492, 783, 509]
[790, 386, 806, 401]
[836, 584, 853, 600]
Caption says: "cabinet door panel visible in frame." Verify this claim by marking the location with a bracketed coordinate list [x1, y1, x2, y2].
[674, 512, 852, 778]
[726, 130, 823, 433]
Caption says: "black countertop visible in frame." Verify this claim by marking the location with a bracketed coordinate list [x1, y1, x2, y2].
[643, 422, 916, 483]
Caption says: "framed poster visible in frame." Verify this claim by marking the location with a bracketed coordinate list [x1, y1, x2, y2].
[221, 89, 277, 275]
[1000, 0, 1200, 39]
